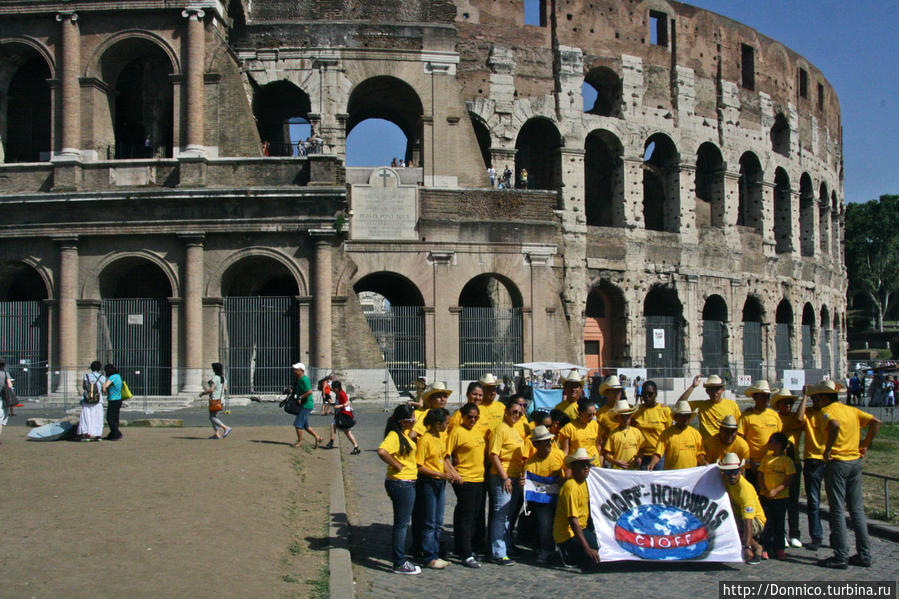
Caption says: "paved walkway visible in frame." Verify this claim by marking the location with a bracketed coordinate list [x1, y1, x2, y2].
[343, 407, 899, 599]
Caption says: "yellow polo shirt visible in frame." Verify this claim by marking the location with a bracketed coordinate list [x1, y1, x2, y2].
[690, 398, 741, 439]
[655, 426, 704, 470]
[415, 430, 447, 477]
[559, 419, 601, 460]
[703, 433, 750, 463]
[524, 446, 566, 479]
[739, 408, 782, 461]
[478, 399, 507, 434]
[489, 422, 525, 477]
[553, 478, 590, 544]
[802, 408, 827, 460]
[602, 427, 646, 469]
[632, 404, 673, 456]
[820, 402, 875, 461]
[759, 454, 796, 499]
[378, 430, 418, 480]
[726, 476, 766, 526]
[446, 424, 487, 483]
[554, 398, 580, 422]
[412, 408, 434, 437]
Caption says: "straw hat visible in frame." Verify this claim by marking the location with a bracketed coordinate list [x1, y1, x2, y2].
[703, 374, 725, 388]
[806, 379, 846, 396]
[719, 414, 739, 429]
[478, 373, 499, 387]
[743, 380, 772, 397]
[599, 374, 624, 395]
[716, 452, 745, 471]
[560, 369, 586, 386]
[564, 447, 597, 466]
[530, 425, 554, 442]
[422, 381, 453, 402]
[612, 398, 636, 415]
[672, 400, 694, 415]
[772, 388, 799, 405]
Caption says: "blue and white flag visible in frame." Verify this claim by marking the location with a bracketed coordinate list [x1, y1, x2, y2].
[523, 471, 561, 513]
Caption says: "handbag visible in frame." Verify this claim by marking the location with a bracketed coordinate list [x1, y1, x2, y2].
[208, 398, 223, 412]
[280, 395, 301, 415]
[335, 411, 356, 430]
[1, 383, 17, 413]
[121, 380, 133, 400]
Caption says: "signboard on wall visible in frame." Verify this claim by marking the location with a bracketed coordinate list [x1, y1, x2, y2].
[782, 370, 805, 391]
[737, 374, 752, 387]
[652, 329, 665, 349]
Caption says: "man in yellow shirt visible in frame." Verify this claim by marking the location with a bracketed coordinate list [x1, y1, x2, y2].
[796, 385, 827, 551]
[632, 380, 671, 470]
[648, 401, 704, 470]
[477, 373, 506, 434]
[602, 399, 645, 469]
[554, 369, 586, 422]
[595, 374, 626, 445]
[522, 425, 565, 563]
[718, 452, 766, 565]
[773, 389, 803, 548]
[553, 448, 600, 569]
[701, 414, 749, 464]
[739, 381, 782, 489]
[812, 380, 881, 569]
[681, 374, 741, 439]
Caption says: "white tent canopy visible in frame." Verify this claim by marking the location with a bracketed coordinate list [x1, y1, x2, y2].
[513, 362, 588, 373]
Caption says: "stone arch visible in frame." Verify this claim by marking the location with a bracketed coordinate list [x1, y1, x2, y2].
[98, 256, 174, 299]
[830, 190, 840, 259]
[773, 167, 792, 254]
[585, 129, 624, 226]
[515, 117, 561, 190]
[642, 133, 680, 232]
[583, 66, 622, 117]
[0, 260, 50, 301]
[818, 182, 830, 255]
[0, 259, 51, 395]
[584, 280, 627, 373]
[469, 112, 492, 170]
[0, 40, 54, 163]
[644, 284, 684, 377]
[86, 31, 181, 79]
[221, 255, 301, 297]
[210, 248, 307, 297]
[87, 252, 177, 300]
[799, 173, 815, 257]
[695, 142, 725, 228]
[459, 273, 523, 308]
[771, 112, 790, 156]
[459, 273, 524, 379]
[346, 75, 424, 166]
[741, 294, 765, 382]
[801, 301, 816, 369]
[353, 271, 425, 307]
[701, 294, 728, 376]
[775, 298, 793, 372]
[738, 151, 764, 234]
[252, 80, 312, 156]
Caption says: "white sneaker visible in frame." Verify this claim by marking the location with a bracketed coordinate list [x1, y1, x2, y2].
[789, 538, 803, 548]
[393, 561, 421, 575]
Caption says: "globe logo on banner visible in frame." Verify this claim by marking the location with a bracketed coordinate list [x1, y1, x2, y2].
[614, 504, 710, 560]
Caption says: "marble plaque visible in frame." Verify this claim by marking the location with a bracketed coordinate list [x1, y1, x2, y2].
[350, 168, 418, 240]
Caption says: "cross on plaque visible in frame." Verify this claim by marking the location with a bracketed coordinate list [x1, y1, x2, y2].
[377, 169, 393, 187]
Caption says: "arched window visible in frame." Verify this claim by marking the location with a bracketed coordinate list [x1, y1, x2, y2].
[515, 118, 561, 190]
[701, 295, 728, 376]
[1, 44, 51, 163]
[252, 80, 312, 156]
[799, 173, 815, 257]
[741, 296, 764, 384]
[346, 76, 424, 167]
[801, 303, 815, 369]
[469, 113, 492, 170]
[584, 283, 626, 375]
[775, 299, 793, 372]
[642, 134, 679, 232]
[0, 261, 49, 395]
[695, 142, 725, 228]
[644, 285, 683, 378]
[459, 274, 523, 380]
[738, 152, 763, 234]
[774, 168, 792, 254]
[771, 112, 790, 157]
[820, 306, 832, 377]
[818, 183, 830, 255]
[585, 130, 623, 226]
[583, 67, 622, 117]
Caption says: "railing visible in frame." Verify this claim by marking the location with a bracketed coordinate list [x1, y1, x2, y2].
[863, 471, 898, 520]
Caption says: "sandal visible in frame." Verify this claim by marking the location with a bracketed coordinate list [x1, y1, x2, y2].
[351, 446, 361, 455]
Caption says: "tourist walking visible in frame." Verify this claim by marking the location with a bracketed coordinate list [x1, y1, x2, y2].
[325, 380, 360, 454]
[0, 359, 11, 444]
[377, 404, 420, 575]
[102, 364, 124, 441]
[200, 362, 231, 439]
[79, 361, 106, 441]
[286, 362, 322, 448]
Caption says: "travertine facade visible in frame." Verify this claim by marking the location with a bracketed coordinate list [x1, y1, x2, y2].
[0, 0, 846, 399]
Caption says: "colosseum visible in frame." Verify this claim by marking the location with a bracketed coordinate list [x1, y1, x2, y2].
[0, 0, 846, 401]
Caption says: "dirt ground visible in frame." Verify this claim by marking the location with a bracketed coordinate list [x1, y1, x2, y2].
[0, 426, 330, 599]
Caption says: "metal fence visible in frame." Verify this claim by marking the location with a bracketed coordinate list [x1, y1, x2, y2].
[700, 319, 726, 376]
[362, 305, 425, 394]
[0, 300, 48, 396]
[644, 315, 681, 378]
[459, 307, 523, 381]
[98, 298, 172, 396]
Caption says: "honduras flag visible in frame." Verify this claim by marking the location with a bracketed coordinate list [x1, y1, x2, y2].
[523, 471, 561, 514]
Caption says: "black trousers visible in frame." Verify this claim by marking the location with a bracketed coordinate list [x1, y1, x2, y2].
[452, 481, 485, 558]
[760, 497, 789, 552]
[106, 400, 122, 439]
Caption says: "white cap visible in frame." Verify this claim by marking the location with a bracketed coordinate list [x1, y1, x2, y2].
[292, 362, 305, 371]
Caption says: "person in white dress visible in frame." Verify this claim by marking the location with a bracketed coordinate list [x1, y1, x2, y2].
[79, 360, 106, 441]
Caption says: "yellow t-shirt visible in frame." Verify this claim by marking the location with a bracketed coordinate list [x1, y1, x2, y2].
[378, 430, 418, 480]
[448, 407, 490, 437]
[739, 407, 782, 461]
[778, 412, 803, 450]
[553, 478, 590, 544]
[802, 408, 827, 460]
[703, 433, 750, 463]
[632, 404, 673, 456]
[524, 446, 566, 479]
[820, 402, 875, 461]
[726, 476, 766, 526]
[597, 410, 620, 441]
[446, 424, 487, 483]
[655, 426, 704, 470]
[759, 454, 796, 499]
[412, 408, 434, 437]
[554, 398, 580, 423]
[602, 427, 646, 469]
[513, 416, 532, 441]
[559, 419, 601, 460]
[415, 430, 447, 477]
[690, 398, 742, 439]
[489, 422, 525, 477]
[478, 400, 507, 435]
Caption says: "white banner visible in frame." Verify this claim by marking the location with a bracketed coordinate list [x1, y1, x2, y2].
[587, 465, 743, 562]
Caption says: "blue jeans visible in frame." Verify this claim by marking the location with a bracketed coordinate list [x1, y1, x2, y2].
[487, 473, 522, 559]
[641, 455, 663, 470]
[385, 479, 416, 568]
[530, 500, 557, 553]
[803, 458, 826, 541]
[824, 459, 871, 563]
[416, 477, 446, 562]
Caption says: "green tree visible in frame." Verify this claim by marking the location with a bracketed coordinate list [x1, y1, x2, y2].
[845, 194, 899, 331]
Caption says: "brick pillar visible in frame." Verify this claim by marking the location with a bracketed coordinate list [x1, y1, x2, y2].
[56, 11, 80, 158]
[55, 237, 78, 391]
[311, 231, 333, 369]
[181, 233, 204, 392]
[182, 8, 206, 156]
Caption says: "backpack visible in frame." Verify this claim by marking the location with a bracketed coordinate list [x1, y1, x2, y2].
[84, 373, 101, 404]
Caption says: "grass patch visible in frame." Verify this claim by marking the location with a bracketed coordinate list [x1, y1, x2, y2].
[281, 574, 299, 584]
[306, 566, 329, 599]
[876, 423, 899, 441]
[288, 540, 302, 556]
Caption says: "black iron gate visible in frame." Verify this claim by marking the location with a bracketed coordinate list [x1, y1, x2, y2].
[742, 321, 764, 384]
[98, 298, 171, 395]
[222, 296, 298, 395]
[820, 328, 831, 376]
[459, 307, 522, 381]
[363, 305, 425, 393]
[645, 315, 681, 378]
[701, 319, 726, 376]
[775, 323, 792, 373]
[0, 300, 48, 396]
[801, 324, 814, 369]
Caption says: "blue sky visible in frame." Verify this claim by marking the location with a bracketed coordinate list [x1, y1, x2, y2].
[331, 2, 898, 203]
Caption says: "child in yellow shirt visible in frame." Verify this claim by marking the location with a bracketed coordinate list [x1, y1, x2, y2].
[758, 432, 796, 561]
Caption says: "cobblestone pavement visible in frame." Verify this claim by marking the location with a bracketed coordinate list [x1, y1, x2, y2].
[343, 407, 899, 599]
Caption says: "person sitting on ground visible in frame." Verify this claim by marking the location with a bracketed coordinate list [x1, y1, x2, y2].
[681, 374, 741, 439]
[718, 452, 766, 565]
[758, 432, 796, 561]
[602, 399, 645, 469]
[648, 400, 704, 470]
[553, 448, 601, 570]
[632, 380, 671, 470]
[325, 380, 360, 454]
[700, 414, 749, 464]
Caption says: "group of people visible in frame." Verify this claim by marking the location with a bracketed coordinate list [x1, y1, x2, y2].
[282, 362, 360, 454]
[390, 157, 416, 168]
[376, 370, 882, 575]
[487, 165, 528, 190]
[850, 370, 898, 406]
[76, 361, 126, 441]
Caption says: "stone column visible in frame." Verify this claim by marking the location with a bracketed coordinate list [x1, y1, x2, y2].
[622, 157, 644, 227]
[182, 8, 206, 156]
[56, 11, 80, 158]
[310, 231, 333, 370]
[180, 233, 204, 392]
[55, 237, 78, 392]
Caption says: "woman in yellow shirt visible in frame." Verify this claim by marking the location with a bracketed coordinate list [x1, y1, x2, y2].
[445, 402, 488, 568]
[376, 404, 420, 575]
[758, 432, 796, 561]
[487, 400, 526, 565]
[632, 380, 672, 469]
[558, 397, 601, 461]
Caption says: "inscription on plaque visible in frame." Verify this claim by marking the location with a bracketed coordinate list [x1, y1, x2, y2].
[351, 168, 418, 240]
